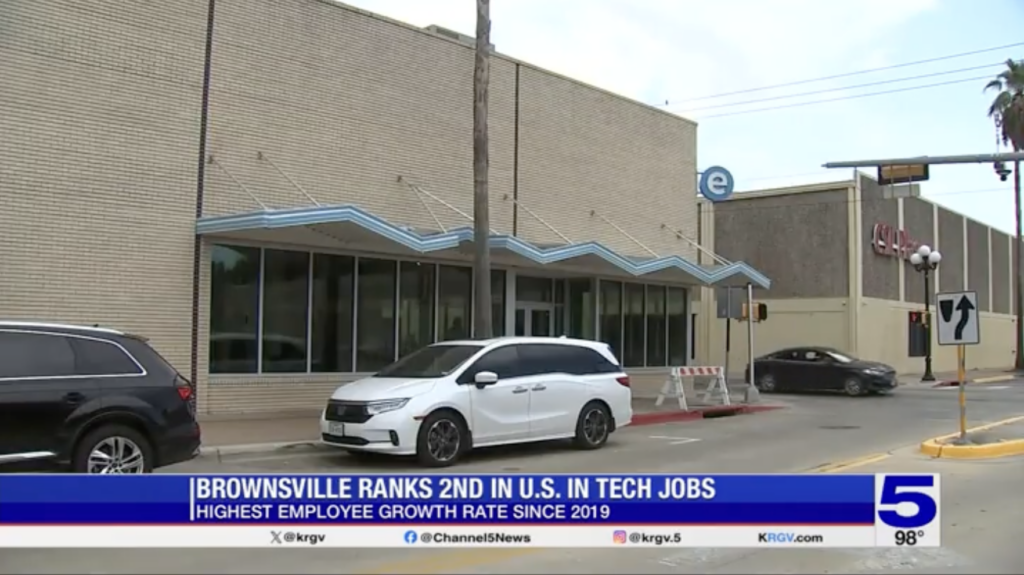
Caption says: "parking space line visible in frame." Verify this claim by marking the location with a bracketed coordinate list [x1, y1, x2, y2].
[648, 435, 701, 446]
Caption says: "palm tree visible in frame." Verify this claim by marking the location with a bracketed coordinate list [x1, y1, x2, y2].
[986, 59, 1024, 370]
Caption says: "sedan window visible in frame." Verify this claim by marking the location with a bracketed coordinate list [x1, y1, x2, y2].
[825, 351, 855, 363]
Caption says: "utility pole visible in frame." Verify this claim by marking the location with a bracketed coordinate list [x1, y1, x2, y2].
[472, 0, 493, 339]
[1015, 160, 1023, 369]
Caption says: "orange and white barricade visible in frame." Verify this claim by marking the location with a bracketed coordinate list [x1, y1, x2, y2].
[655, 366, 731, 411]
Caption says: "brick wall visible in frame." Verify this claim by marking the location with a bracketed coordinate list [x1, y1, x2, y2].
[516, 66, 698, 258]
[0, 0, 209, 371]
[712, 189, 850, 299]
[3, 0, 701, 415]
[202, 0, 697, 258]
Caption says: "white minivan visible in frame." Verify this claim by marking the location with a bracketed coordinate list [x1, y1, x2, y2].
[320, 336, 633, 467]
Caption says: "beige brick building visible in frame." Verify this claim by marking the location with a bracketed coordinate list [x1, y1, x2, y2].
[698, 175, 1018, 378]
[1, 0, 768, 416]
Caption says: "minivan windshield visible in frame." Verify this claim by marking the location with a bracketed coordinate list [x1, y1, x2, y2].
[373, 344, 483, 378]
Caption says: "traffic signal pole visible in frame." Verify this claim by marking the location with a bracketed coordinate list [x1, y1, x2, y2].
[823, 152, 1024, 373]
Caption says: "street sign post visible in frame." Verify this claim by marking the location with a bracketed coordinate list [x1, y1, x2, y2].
[935, 290, 980, 440]
[936, 291, 980, 346]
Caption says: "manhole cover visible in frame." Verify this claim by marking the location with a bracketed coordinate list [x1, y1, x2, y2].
[820, 425, 861, 430]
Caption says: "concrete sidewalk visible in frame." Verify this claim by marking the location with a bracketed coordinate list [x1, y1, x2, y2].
[898, 366, 1021, 387]
[197, 394, 781, 458]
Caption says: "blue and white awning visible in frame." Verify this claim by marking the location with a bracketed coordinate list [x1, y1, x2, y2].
[196, 205, 770, 289]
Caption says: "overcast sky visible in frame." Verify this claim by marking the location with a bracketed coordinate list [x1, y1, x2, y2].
[344, 0, 1024, 234]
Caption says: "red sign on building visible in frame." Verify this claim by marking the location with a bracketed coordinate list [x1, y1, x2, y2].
[872, 223, 920, 260]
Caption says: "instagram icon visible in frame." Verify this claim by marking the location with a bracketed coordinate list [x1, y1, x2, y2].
[612, 530, 627, 544]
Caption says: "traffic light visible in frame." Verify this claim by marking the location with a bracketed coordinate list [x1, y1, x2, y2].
[740, 302, 769, 322]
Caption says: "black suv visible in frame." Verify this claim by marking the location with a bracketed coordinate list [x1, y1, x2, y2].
[0, 322, 201, 473]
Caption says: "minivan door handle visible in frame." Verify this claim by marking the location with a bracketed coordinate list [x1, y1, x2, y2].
[63, 392, 86, 404]
[531, 384, 547, 391]
[512, 386, 529, 394]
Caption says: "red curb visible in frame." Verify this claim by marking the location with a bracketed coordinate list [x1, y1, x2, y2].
[631, 404, 785, 427]
[932, 380, 963, 388]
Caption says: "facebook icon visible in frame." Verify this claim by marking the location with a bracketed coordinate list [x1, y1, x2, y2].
[404, 530, 418, 544]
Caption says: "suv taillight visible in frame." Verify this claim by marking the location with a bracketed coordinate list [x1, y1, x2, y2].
[616, 375, 631, 388]
[175, 375, 193, 401]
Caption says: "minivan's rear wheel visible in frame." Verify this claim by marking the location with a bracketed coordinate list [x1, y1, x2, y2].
[416, 410, 466, 468]
[573, 401, 611, 450]
[73, 425, 153, 474]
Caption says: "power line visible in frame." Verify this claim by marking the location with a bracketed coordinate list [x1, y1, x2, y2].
[680, 63, 1003, 113]
[695, 74, 993, 120]
[664, 41, 1024, 104]
[742, 170, 840, 183]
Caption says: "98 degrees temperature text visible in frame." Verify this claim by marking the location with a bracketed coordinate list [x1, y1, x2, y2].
[894, 529, 924, 546]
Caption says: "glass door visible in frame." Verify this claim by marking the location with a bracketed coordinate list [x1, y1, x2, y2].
[530, 308, 552, 337]
[515, 303, 553, 336]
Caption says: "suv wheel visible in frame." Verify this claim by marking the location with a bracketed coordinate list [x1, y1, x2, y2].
[416, 410, 466, 468]
[573, 401, 611, 450]
[73, 425, 153, 474]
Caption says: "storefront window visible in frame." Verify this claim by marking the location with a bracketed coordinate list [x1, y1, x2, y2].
[667, 287, 688, 366]
[311, 254, 354, 373]
[398, 262, 435, 358]
[645, 285, 668, 367]
[622, 283, 646, 367]
[567, 278, 595, 340]
[491, 270, 506, 337]
[517, 275, 553, 303]
[553, 279, 566, 336]
[209, 244, 692, 374]
[438, 265, 471, 341]
[356, 258, 397, 371]
[261, 249, 310, 373]
[599, 280, 622, 357]
[209, 245, 261, 374]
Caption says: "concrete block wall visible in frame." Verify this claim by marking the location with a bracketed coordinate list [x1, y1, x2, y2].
[0, 0, 209, 372]
[3, 0, 704, 416]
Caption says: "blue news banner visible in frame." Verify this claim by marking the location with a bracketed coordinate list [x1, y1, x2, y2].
[0, 474, 940, 545]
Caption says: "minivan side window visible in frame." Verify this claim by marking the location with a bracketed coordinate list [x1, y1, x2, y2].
[71, 338, 143, 376]
[457, 346, 523, 383]
[517, 344, 620, 376]
[0, 332, 76, 380]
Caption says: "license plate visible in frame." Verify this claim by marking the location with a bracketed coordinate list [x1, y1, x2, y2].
[328, 422, 345, 436]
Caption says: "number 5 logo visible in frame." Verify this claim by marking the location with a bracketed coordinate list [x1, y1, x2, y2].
[878, 475, 937, 529]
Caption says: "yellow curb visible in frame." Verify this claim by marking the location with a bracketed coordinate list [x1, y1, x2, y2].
[920, 415, 1024, 459]
[973, 375, 1016, 384]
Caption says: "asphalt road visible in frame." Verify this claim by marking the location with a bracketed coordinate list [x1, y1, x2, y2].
[2, 383, 1023, 574]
